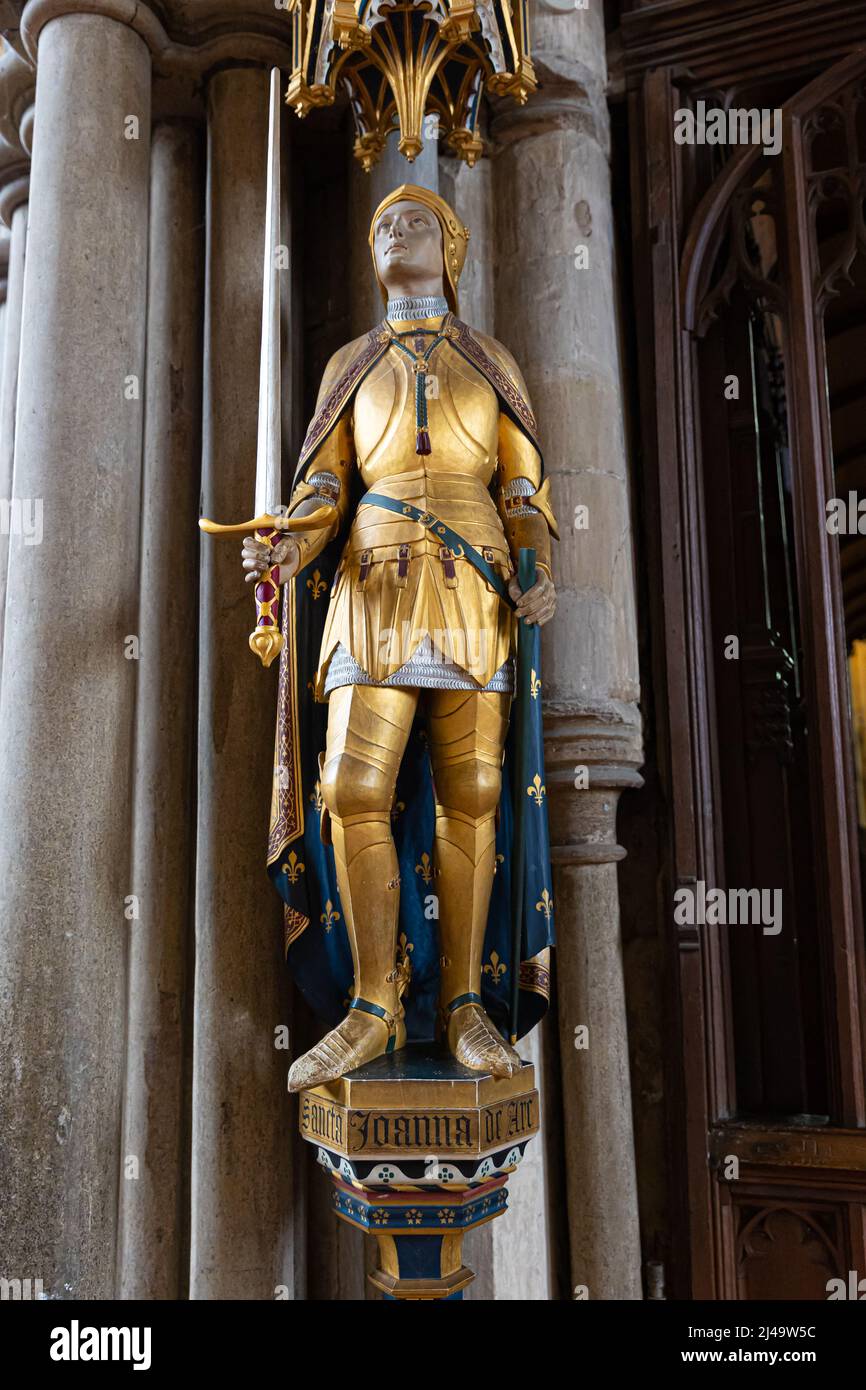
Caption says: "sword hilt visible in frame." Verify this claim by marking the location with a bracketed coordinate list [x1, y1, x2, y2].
[249, 526, 285, 668]
[198, 505, 332, 669]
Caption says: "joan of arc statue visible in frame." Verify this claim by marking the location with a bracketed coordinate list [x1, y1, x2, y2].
[242, 184, 558, 1092]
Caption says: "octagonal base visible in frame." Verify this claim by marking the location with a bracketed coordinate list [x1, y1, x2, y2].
[296, 1042, 538, 1300]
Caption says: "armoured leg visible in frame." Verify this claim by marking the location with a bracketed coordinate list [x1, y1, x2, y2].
[427, 689, 521, 1078]
[287, 683, 418, 1092]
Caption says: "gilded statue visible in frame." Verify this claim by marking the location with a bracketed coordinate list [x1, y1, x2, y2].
[241, 185, 558, 1092]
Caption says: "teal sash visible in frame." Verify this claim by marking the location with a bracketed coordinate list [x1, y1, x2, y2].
[361, 492, 511, 603]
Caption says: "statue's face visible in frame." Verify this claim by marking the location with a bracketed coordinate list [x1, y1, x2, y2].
[373, 199, 444, 294]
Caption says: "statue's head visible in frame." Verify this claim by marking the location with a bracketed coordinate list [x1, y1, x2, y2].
[369, 184, 470, 315]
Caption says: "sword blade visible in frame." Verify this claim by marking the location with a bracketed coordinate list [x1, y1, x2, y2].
[254, 67, 283, 519]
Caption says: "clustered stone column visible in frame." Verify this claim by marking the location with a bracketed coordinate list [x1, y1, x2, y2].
[438, 153, 494, 333]
[0, 11, 151, 1298]
[0, 38, 33, 684]
[191, 66, 295, 1301]
[117, 119, 205, 1300]
[491, 5, 644, 1299]
[0, 233, 7, 378]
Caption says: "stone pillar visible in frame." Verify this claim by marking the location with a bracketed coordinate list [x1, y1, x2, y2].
[117, 121, 205, 1300]
[438, 154, 493, 333]
[0, 12, 150, 1298]
[0, 286, 6, 430]
[0, 224, 8, 407]
[0, 191, 29, 684]
[491, 6, 644, 1299]
[349, 131, 439, 336]
[191, 66, 295, 1301]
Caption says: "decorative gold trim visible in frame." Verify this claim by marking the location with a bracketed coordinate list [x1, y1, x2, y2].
[268, 574, 304, 866]
[249, 624, 283, 668]
[284, 904, 309, 953]
[311, 1058, 535, 1109]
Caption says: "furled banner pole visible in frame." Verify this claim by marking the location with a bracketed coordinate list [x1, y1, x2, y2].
[198, 67, 330, 667]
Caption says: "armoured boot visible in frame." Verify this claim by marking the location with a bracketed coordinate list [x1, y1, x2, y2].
[287, 686, 414, 1092]
[429, 690, 522, 1079]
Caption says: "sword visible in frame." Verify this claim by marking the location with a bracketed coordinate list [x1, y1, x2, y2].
[198, 67, 330, 667]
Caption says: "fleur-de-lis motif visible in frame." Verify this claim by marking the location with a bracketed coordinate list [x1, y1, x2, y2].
[530, 668, 541, 700]
[309, 779, 323, 812]
[415, 852, 434, 883]
[483, 950, 507, 985]
[390, 800, 405, 823]
[535, 888, 553, 920]
[394, 934, 414, 996]
[527, 772, 546, 806]
[281, 851, 305, 885]
[493, 851, 505, 877]
[320, 900, 340, 933]
[306, 569, 327, 600]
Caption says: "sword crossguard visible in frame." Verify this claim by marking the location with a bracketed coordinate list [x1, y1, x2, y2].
[198, 505, 333, 669]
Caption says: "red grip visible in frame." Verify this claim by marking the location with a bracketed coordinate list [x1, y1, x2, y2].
[253, 527, 282, 633]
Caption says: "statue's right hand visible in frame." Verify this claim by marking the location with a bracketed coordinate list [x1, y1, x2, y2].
[241, 534, 301, 586]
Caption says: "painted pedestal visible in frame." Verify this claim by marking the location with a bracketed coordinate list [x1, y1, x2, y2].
[298, 1043, 539, 1300]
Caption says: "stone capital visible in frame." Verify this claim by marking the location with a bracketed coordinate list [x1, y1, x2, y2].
[544, 707, 644, 863]
[488, 8, 611, 151]
[0, 38, 34, 215]
[20, 0, 293, 75]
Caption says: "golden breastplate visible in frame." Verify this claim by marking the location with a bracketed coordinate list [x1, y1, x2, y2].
[350, 336, 506, 555]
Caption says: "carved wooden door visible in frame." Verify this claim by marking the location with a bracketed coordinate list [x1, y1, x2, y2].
[633, 44, 866, 1299]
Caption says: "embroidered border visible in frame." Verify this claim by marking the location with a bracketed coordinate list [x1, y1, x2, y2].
[284, 903, 309, 955]
[448, 317, 541, 453]
[267, 574, 303, 866]
[519, 950, 551, 1001]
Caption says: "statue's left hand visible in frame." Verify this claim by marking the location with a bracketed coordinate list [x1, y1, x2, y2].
[508, 570, 556, 626]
